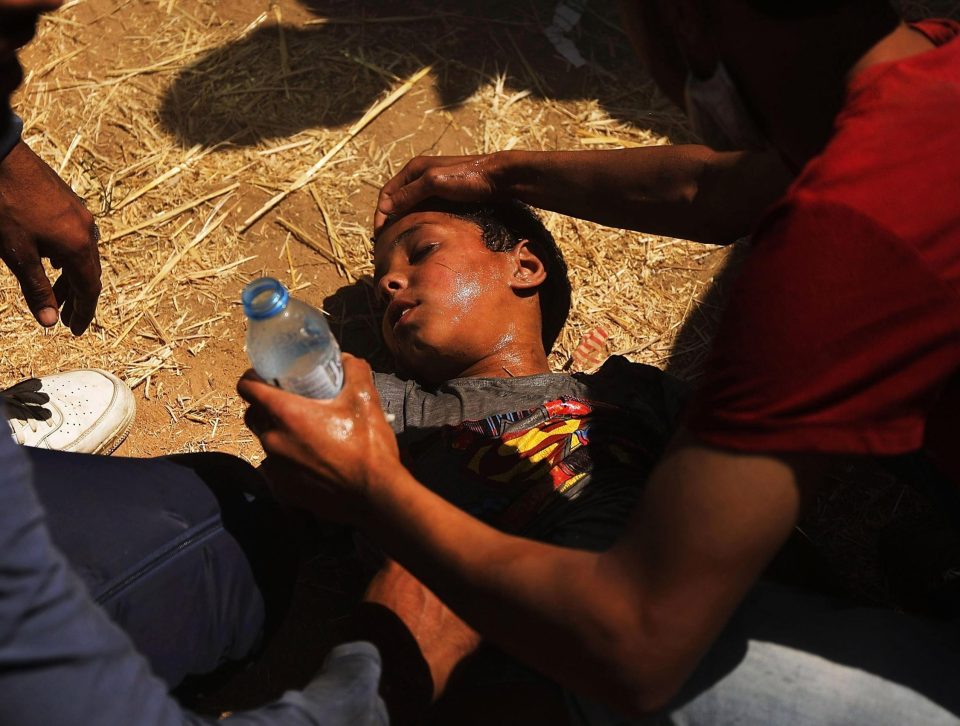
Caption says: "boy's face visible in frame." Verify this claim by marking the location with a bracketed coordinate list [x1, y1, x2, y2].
[373, 211, 527, 383]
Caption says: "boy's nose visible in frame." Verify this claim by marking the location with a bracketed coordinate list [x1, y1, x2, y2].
[377, 272, 407, 301]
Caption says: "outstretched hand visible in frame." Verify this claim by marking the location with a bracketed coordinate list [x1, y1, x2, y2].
[237, 354, 401, 522]
[0, 140, 101, 335]
[374, 153, 503, 233]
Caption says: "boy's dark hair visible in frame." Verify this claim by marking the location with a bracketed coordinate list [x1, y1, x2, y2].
[376, 199, 571, 352]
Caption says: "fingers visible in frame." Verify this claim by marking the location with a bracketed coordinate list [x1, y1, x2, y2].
[340, 352, 374, 385]
[238, 373, 291, 437]
[375, 157, 434, 230]
[242, 399, 273, 438]
[56, 215, 101, 335]
[375, 175, 430, 232]
[374, 155, 483, 233]
[240, 368, 265, 384]
[16, 143, 101, 335]
[61, 294, 74, 331]
[51, 274, 69, 307]
[239, 374, 325, 484]
[258, 455, 298, 491]
[237, 368, 285, 409]
[341, 354, 388, 410]
[242, 402, 299, 465]
[0, 232, 59, 327]
[63, 242, 101, 335]
[237, 370, 309, 451]
[0, 158, 101, 333]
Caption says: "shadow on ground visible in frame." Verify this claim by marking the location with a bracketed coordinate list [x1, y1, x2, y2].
[322, 277, 394, 373]
[663, 243, 748, 383]
[158, 0, 690, 147]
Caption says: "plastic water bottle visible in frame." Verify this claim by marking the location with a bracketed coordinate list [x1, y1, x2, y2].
[242, 277, 343, 399]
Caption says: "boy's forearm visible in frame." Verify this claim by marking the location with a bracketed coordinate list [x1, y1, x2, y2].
[495, 146, 791, 244]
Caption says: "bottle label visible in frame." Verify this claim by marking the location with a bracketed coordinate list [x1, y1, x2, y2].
[279, 358, 344, 399]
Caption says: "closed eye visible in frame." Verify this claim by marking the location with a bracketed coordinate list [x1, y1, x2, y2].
[409, 242, 438, 264]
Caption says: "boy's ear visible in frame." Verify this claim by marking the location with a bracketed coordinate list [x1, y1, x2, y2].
[508, 239, 547, 291]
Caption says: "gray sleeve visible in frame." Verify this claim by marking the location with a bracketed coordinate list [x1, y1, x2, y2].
[0, 436, 385, 726]
[373, 371, 407, 434]
[372, 372, 501, 435]
[213, 643, 386, 726]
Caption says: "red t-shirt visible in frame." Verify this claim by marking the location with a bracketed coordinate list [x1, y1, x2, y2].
[687, 20, 960, 482]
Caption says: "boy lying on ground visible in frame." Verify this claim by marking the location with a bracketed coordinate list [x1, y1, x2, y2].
[244, 194, 960, 726]
[0, 192, 679, 726]
[248, 199, 686, 723]
[371, 199, 685, 551]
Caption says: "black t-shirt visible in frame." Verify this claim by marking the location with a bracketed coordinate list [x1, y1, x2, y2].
[375, 356, 686, 551]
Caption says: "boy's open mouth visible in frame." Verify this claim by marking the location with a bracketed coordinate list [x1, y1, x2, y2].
[387, 299, 418, 330]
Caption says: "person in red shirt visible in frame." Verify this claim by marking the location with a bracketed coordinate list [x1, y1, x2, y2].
[239, 1, 960, 723]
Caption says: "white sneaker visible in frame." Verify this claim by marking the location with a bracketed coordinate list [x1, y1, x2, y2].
[3, 369, 136, 454]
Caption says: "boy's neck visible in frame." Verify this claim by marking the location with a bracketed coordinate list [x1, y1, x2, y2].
[462, 343, 551, 380]
[445, 337, 552, 382]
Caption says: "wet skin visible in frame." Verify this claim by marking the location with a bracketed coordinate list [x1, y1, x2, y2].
[372, 211, 550, 386]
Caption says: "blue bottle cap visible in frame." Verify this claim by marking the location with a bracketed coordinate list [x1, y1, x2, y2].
[242, 277, 290, 320]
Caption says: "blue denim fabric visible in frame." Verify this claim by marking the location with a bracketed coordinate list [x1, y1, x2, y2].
[566, 582, 960, 726]
[0, 435, 387, 725]
[29, 448, 272, 686]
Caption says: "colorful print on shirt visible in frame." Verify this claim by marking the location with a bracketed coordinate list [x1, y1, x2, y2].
[403, 396, 659, 534]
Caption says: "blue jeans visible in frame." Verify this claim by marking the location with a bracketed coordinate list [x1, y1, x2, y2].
[27, 448, 295, 687]
[567, 581, 960, 725]
[0, 437, 386, 725]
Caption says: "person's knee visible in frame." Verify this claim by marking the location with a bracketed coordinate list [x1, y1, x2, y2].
[165, 451, 300, 635]
[165, 451, 264, 498]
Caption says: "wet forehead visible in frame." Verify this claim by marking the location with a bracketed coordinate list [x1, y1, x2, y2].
[372, 219, 433, 279]
[374, 221, 426, 257]
[372, 212, 482, 274]
[375, 211, 468, 251]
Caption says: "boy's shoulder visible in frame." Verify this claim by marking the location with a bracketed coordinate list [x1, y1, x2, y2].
[574, 355, 688, 421]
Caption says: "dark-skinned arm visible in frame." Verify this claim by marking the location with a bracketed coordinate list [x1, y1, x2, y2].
[375, 147, 792, 245]
[0, 139, 102, 334]
[239, 358, 815, 716]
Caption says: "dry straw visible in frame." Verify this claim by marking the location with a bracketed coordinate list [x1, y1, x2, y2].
[239, 65, 434, 232]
